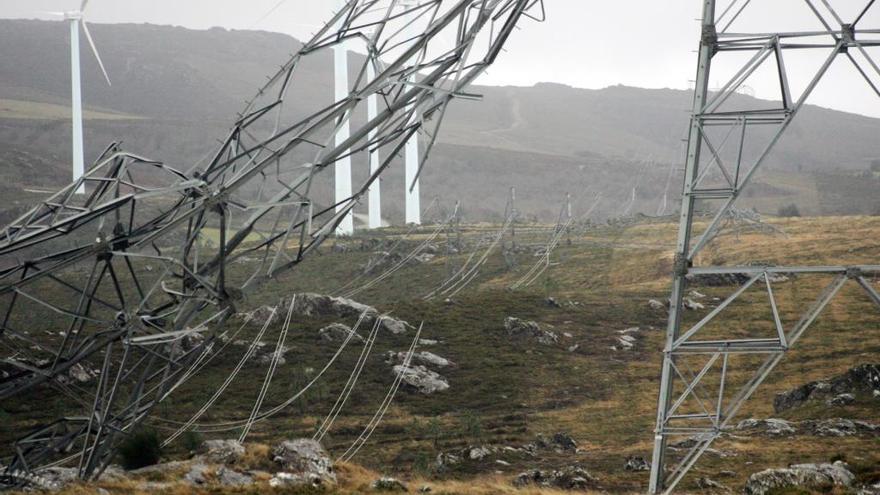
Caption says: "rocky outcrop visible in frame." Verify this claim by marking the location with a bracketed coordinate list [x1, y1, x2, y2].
[318, 323, 364, 343]
[504, 317, 558, 345]
[513, 466, 598, 490]
[744, 462, 855, 495]
[774, 364, 880, 412]
[734, 418, 879, 437]
[199, 439, 246, 464]
[393, 365, 449, 394]
[271, 439, 336, 486]
[734, 419, 797, 437]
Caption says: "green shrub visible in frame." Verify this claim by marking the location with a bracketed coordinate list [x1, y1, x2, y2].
[117, 428, 162, 470]
[180, 430, 203, 453]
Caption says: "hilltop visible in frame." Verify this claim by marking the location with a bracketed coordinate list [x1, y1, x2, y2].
[2, 20, 880, 221]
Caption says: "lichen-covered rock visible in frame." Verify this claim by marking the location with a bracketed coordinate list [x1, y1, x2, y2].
[184, 463, 210, 485]
[393, 365, 449, 394]
[271, 439, 336, 485]
[774, 364, 879, 412]
[734, 418, 796, 437]
[199, 439, 246, 464]
[744, 462, 855, 495]
[371, 477, 408, 491]
[216, 467, 254, 487]
[504, 317, 558, 345]
[802, 418, 880, 437]
[319, 323, 364, 343]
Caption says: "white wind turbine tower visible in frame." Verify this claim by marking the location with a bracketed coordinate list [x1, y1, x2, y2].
[334, 0, 355, 235]
[51, 0, 112, 195]
[400, 0, 422, 225]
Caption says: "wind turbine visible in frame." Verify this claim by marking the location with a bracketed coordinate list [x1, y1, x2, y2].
[51, 0, 112, 195]
[334, 0, 355, 235]
[400, 0, 422, 226]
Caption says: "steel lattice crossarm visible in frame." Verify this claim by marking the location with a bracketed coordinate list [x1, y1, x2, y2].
[0, 0, 544, 484]
[649, 1, 880, 493]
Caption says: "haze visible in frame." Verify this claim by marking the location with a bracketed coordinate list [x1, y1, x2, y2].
[2, 0, 878, 118]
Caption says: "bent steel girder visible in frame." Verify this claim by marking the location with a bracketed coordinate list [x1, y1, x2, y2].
[0, 0, 544, 483]
[650, 1, 880, 493]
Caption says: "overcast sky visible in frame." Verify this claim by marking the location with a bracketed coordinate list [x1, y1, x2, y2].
[2, 0, 879, 117]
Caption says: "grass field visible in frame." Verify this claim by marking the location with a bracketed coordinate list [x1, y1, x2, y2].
[3, 215, 879, 494]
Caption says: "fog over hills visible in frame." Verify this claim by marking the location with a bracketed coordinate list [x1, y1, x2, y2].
[2, 19, 880, 221]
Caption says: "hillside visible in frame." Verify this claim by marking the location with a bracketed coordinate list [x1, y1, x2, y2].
[2, 20, 880, 221]
[3, 215, 879, 493]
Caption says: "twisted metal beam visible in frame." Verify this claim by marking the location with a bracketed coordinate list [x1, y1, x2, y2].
[0, 0, 543, 483]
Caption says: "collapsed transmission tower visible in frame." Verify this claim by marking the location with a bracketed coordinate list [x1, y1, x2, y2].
[0, 0, 544, 484]
[650, 1, 880, 493]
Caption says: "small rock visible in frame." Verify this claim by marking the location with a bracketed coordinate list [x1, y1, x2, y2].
[744, 461, 855, 495]
[648, 299, 666, 311]
[546, 297, 562, 308]
[319, 323, 364, 343]
[272, 439, 336, 485]
[504, 317, 558, 345]
[393, 365, 449, 394]
[372, 476, 408, 492]
[624, 456, 650, 472]
[828, 393, 856, 407]
[696, 476, 728, 491]
[419, 485, 432, 493]
[270, 472, 324, 488]
[468, 446, 492, 460]
[386, 351, 455, 368]
[418, 339, 439, 346]
[684, 298, 705, 310]
[568, 344, 580, 352]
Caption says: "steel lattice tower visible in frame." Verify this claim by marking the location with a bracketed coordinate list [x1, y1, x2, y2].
[0, 0, 543, 485]
[649, 1, 880, 492]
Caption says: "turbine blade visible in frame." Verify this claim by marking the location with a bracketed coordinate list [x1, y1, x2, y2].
[80, 19, 111, 86]
[80, 0, 90, 13]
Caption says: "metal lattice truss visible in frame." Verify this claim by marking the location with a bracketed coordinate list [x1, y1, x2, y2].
[650, 1, 880, 493]
[0, 0, 543, 482]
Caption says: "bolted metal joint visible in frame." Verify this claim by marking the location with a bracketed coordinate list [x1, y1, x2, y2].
[673, 253, 691, 277]
[702, 24, 718, 50]
[846, 267, 863, 279]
